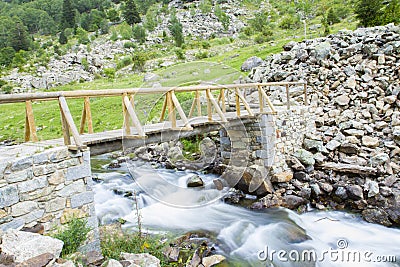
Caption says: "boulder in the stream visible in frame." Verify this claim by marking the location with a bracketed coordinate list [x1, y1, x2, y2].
[187, 175, 204, 188]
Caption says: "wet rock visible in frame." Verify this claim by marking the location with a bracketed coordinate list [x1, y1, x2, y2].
[187, 175, 204, 188]
[282, 195, 307, 209]
[335, 187, 348, 200]
[365, 180, 379, 197]
[293, 171, 309, 181]
[362, 208, 392, 227]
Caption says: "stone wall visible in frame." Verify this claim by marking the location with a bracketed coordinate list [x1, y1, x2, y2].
[0, 146, 99, 252]
[219, 106, 315, 194]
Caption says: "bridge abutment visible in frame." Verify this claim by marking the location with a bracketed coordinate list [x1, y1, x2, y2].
[220, 106, 316, 195]
[0, 146, 99, 252]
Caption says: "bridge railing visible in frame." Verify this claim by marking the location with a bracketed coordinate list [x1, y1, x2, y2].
[0, 82, 307, 148]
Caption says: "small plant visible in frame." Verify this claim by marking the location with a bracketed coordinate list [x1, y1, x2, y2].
[117, 56, 133, 70]
[174, 48, 186, 60]
[53, 218, 91, 257]
[124, 41, 137, 49]
[103, 68, 116, 79]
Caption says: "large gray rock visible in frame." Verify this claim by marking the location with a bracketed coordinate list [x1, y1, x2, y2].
[186, 175, 204, 187]
[241, 56, 263, 71]
[120, 252, 160, 267]
[293, 149, 315, 166]
[1, 229, 63, 263]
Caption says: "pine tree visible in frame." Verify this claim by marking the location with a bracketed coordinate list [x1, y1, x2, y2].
[9, 19, 30, 52]
[122, 0, 141, 26]
[61, 0, 75, 30]
[355, 0, 383, 27]
[59, 30, 68, 44]
[169, 13, 184, 47]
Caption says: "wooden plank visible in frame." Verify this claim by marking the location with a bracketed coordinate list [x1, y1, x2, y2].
[196, 90, 202, 117]
[59, 96, 83, 147]
[188, 97, 196, 118]
[159, 95, 168, 122]
[171, 91, 192, 129]
[25, 100, 38, 142]
[220, 88, 226, 113]
[259, 88, 277, 114]
[0, 82, 307, 104]
[85, 97, 93, 134]
[258, 85, 264, 113]
[122, 93, 131, 135]
[123, 95, 145, 137]
[59, 104, 71, 145]
[167, 91, 177, 128]
[206, 89, 227, 123]
[236, 88, 254, 116]
[206, 89, 212, 122]
[235, 88, 241, 117]
[79, 100, 87, 134]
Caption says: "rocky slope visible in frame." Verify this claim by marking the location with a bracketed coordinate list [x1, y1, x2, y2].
[248, 24, 400, 226]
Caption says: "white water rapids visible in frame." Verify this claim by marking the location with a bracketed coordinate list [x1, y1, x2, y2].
[92, 156, 400, 267]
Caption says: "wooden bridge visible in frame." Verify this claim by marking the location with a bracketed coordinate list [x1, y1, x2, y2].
[0, 82, 307, 156]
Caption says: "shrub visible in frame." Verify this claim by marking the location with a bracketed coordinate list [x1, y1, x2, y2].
[117, 56, 133, 69]
[124, 41, 137, 49]
[174, 48, 186, 60]
[76, 27, 90, 45]
[201, 41, 211, 49]
[195, 50, 209, 59]
[132, 24, 146, 44]
[103, 68, 116, 79]
[132, 51, 147, 71]
[53, 218, 91, 257]
[81, 57, 89, 71]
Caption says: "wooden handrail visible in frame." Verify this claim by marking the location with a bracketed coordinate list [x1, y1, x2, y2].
[0, 82, 307, 104]
[1, 82, 308, 147]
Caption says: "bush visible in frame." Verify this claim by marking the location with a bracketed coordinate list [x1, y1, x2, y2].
[101, 231, 168, 265]
[103, 68, 116, 79]
[195, 50, 209, 59]
[174, 48, 186, 60]
[201, 41, 211, 49]
[279, 14, 301, 29]
[124, 41, 137, 49]
[53, 218, 91, 257]
[132, 51, 147, 71]
[76, 27, 90, 45]
[117, 56, 133, 69]
[81, 57, 89, 71]
[1, 84, 13, 94]
[132, 24, 146, 44]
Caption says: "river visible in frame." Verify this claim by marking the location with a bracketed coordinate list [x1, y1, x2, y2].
[91, 154, 400, 267]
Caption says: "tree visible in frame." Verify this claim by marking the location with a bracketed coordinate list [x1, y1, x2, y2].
[169, 13, 184, 47]
[355, 0, 383, 27]
[132, 24, 146, 44]
[59, 30, 68, 44]
[61, 0, 75, 30]
[122, 0, 141, 26]
[382, 0, 400, 25]
[0, 47, 16, 67]
[9, 18, 31, 51]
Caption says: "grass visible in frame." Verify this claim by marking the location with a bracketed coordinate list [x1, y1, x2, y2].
[0, 13, 359, 143]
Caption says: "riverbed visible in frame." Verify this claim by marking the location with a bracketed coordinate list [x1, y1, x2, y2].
[91, 155, 400, 267]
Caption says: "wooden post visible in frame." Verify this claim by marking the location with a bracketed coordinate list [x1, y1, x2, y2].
[167, 91, 177, 128]
[58, 96, 83, 147]
[79, 97, 93, 134]
[196, 91, 202, 117]
[236, 90, 254, 116]
[122, 93, 131, 135]
[171, 92, 192, 129]
[123, 95, 145, 137]
[304, 83, 308, 106]
[260, 89, 277, 114]
[258, 85, 264, 113]
[220, 88, 226, 113]
[286, 84, 290, 110]
[206, 89, 227, 122]
[206, 89, 212, 122]
[159, 96, 168, 122]
[24, 100, 38, 142]
[235, 88, 241, 117]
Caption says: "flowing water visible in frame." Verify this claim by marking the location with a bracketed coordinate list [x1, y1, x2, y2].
[92, 155, 400, 267]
